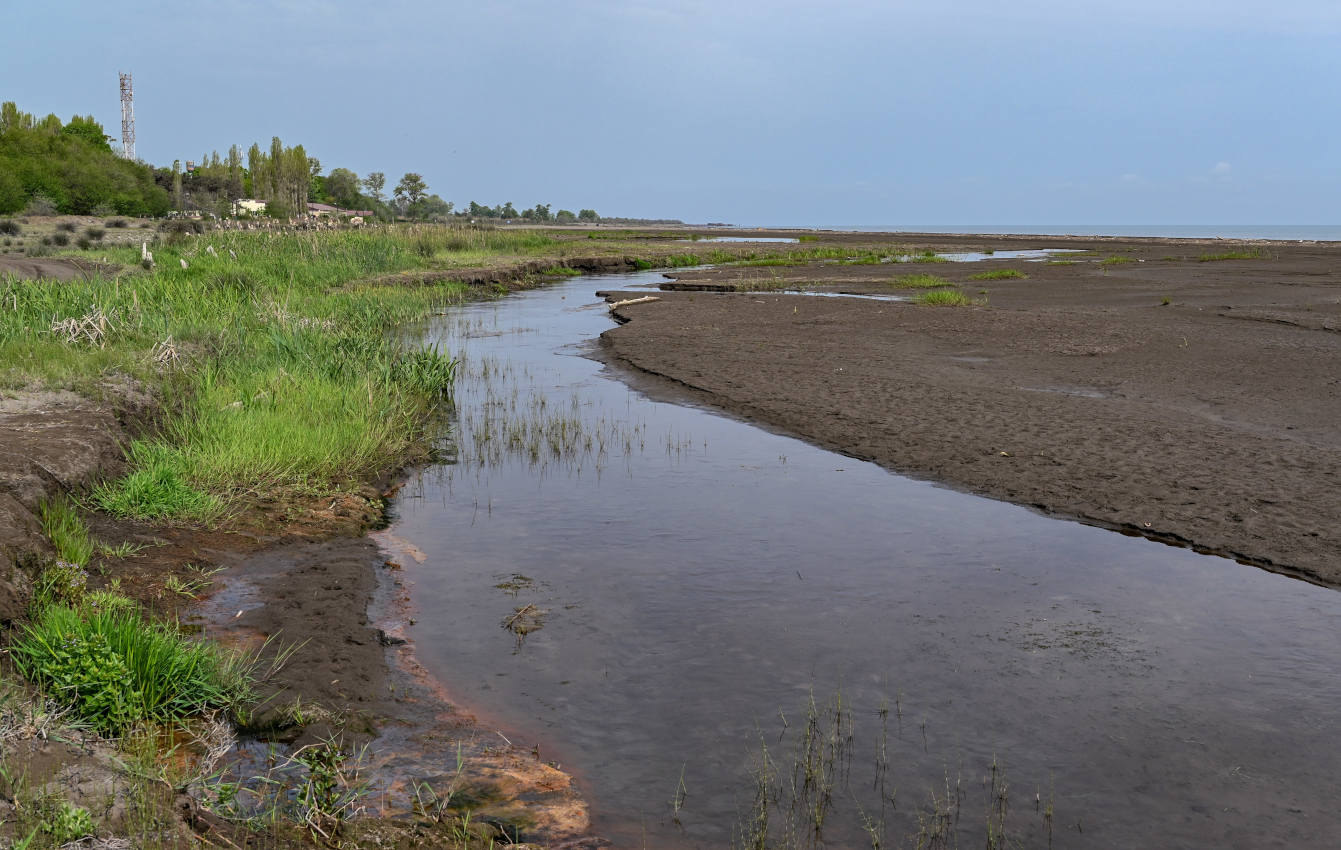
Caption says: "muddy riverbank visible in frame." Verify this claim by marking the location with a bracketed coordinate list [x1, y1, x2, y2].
[599, 234, 1341, 586]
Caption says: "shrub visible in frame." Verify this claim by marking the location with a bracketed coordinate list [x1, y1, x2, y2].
[108, 218, 128, 228]
[50, 232, 69, 246]
[83, 226, 105, 240]
[24, 194, 58, 216]
[11, 604, 253, 734]
[55, 221, 77, 233]
[0, 219, 20, 236]
[75, 236, 92, 250]
[44, 800, 94, 844]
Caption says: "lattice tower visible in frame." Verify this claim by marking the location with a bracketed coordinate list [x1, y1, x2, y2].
[119, 72, 135, 160]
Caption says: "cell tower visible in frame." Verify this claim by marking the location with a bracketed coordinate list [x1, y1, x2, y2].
[118, 72, 135, 160]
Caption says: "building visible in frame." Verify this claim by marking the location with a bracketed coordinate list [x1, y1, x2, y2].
[232, 199, 267, 216]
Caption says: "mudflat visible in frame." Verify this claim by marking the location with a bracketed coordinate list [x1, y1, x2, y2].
[601, 233, 1341, 586]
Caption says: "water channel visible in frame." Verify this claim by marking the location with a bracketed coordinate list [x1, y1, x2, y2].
[386, 269, 1341, 848]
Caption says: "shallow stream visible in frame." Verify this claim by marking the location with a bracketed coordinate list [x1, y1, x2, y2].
[387, 270, 1341, 848]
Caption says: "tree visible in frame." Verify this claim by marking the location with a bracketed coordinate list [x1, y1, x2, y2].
[578, 208, 599, 222]
[61, 115, 111, 152]
[171, 160, 183, 210]
[394, 172, 427, 210]
[362, 171, 385, 204]
[555, 209, 576, 223]
[500, 201, 518, 219]
[326, 167, 360, 208]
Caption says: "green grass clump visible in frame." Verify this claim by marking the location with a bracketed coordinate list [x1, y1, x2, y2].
[10, 604, 253, 734]
[38, 497, 95, 567]
[968, 269, 1028, 281]
[890, 273, 954, 289]
[797, 234, 820, 242]
[914, 289, 976, 306]
[92, 441, 223, 522]
[903, 250, 949, 263]
[1099, 255, 1136, 266]
[1197, 248, 1269, 262]
[541, 265, 582, 276]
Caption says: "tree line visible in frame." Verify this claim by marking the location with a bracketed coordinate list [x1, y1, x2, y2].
[0, 100, 604, 224]
[0, 102, 170, 216]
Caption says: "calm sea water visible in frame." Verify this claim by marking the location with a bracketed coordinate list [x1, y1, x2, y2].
[791, 225, 1341, 241]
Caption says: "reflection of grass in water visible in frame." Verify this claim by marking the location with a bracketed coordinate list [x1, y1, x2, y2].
[729, 692, 1055, 850]
[434, 310, 697, 476]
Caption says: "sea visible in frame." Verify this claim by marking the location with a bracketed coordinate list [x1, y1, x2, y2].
[790, 225, 1341, 241]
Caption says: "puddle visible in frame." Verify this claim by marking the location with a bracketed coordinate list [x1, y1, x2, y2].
[936, 248, 1084, 262]
[388, 269, 1341, 849]
[777, 289, 910, 301]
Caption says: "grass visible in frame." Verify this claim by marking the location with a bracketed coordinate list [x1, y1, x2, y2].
[1, 227, 483, 520]
[10, 604, 254, 734]
[1197, 248, 1269, 262]
[38, 497, 94, 567]
[903, 250, 949, 263]
[1098, 255, 1136, 266]
[889, 273, 954, 289]
[914, 289, 978, 307]
[968, 269, 1028, 281]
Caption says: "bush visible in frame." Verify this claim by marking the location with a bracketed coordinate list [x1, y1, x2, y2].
[11, 604, 253, 734]
[83, 226, 105, 240]
[50, 232, 69, 246]
[24, 194, 58, 216]
[55, 221, 77, 232]
[108, 217, 128, 228]
[75, 236, 92, 250]
[159, 218, 204, 235]
[0, 219, 20, 236]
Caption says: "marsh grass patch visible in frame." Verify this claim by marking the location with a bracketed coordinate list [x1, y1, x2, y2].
[968, 269, 1028, 281]
[889, 273, 954, 289]
[1197, 248, 1270, 262]
[914, 289, 979, 307]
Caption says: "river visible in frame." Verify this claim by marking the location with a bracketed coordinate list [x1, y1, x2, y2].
[386, 269, 1341, 849]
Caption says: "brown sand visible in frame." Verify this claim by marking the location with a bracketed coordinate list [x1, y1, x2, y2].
[600, 233, 1341, 586]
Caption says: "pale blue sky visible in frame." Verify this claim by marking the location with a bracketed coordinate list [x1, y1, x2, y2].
[6, 1, 1338, 224]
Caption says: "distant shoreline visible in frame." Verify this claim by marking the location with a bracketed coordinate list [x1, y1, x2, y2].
[758, 224, 1341, 241]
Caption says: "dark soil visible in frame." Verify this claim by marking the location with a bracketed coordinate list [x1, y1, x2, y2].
[600, 233, 1341, 587]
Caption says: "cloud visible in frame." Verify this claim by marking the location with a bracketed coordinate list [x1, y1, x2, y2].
[1213, 161, 1232, 174]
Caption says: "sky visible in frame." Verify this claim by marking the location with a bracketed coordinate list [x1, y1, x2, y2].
[5, 0, 1339, 225]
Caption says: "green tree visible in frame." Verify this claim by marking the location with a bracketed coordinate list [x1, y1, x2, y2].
[555, 209, 576, 223]
[326, 168, 360, 208]
[362, 171, 385, 204]
[500, 201, 519, 219]
[578, 208, 599, 222]
[394, 172, 428, 211]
